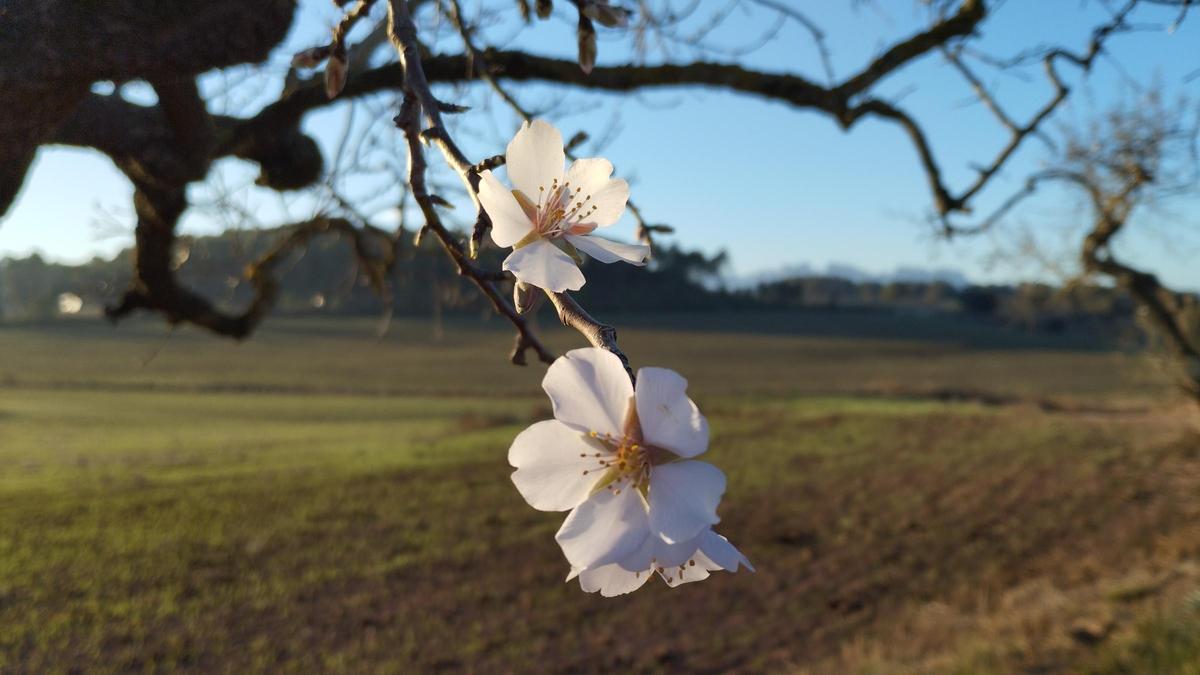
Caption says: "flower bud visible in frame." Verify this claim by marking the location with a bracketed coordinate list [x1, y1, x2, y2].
[291, 47, 328, 69]
[577, 17, 597, 75]
[324, 54, 348, 99]
[514, 281, 544, 315]
[582, 2, 632, 28]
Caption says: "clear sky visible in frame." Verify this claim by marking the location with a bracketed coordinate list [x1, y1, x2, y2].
[3, 1, 1198, 290]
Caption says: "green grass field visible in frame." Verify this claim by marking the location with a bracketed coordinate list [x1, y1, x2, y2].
[1, 313, 1198, 673]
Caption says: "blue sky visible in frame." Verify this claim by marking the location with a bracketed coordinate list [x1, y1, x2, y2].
[3, 1, 1198, 290]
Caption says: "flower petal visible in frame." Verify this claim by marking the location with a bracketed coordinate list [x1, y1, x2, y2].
[542, 347, 634, 438]
[577, 563, 651, 597]
[564, 157, 613, 192]
[662, 564, 711, 588]
[564, 158, 629, 226]
[697, 529, 754, 572]
[509, 420, 609, 512]
[647, 461, 726, 544]
[506, 120, 565, 199]
[555, 486, 650, 569]
[477, 170, 534, 248]
[615, 527, 703, 571]
[502, 239, 585, 292]
[565, 234, 650, 266]
[635, 367, 709, 458]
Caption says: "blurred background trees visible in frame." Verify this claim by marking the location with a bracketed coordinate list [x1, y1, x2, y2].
[1, 0, 1197, 396]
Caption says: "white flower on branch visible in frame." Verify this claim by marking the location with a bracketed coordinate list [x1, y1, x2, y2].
[477, 120, 649, 292]
[509, 348, 750, 594]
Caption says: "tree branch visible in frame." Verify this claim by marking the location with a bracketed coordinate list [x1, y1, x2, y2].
[387, 0, 630, 370]
[386, 11, 553, 365]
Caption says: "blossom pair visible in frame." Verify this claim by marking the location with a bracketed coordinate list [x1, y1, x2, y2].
[509, 348, 752, 596]
[477, 120, 650, 293]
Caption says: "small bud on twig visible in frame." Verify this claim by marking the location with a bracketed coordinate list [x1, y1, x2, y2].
[291, 46, 330, 69]
[514, 281, 545, 315]
[565, 131, 589, 152]
[437, 100, 471, 114]
[582, 1, 632, 28]
[577, 15, 597, 75]
[536, 0, 553, 19]
[324, 54, 348, 99]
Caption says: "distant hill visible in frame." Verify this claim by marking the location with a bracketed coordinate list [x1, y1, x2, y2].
[735, 262, 972, 289]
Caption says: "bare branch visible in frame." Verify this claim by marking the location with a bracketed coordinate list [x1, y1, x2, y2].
[385, 4, 556, 365]
[385, 0, 644, 371]
[835, 0, 985, 100]
[547, 291, 633, 378]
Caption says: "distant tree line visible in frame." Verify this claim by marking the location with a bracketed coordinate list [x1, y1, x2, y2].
[0, 227, 1189, 340]
[0, 228, 735, 320]
[749, 276, 1149, 336]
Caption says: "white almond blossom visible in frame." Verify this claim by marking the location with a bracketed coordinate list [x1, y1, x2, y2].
[508, 347, 751, 593]
[476, 120, 650, 292]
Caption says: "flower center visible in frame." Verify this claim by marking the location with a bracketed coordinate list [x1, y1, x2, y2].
[578, 416, 701, 584]
[580, 431, 651, 495]
[532, 178, 599, 238]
